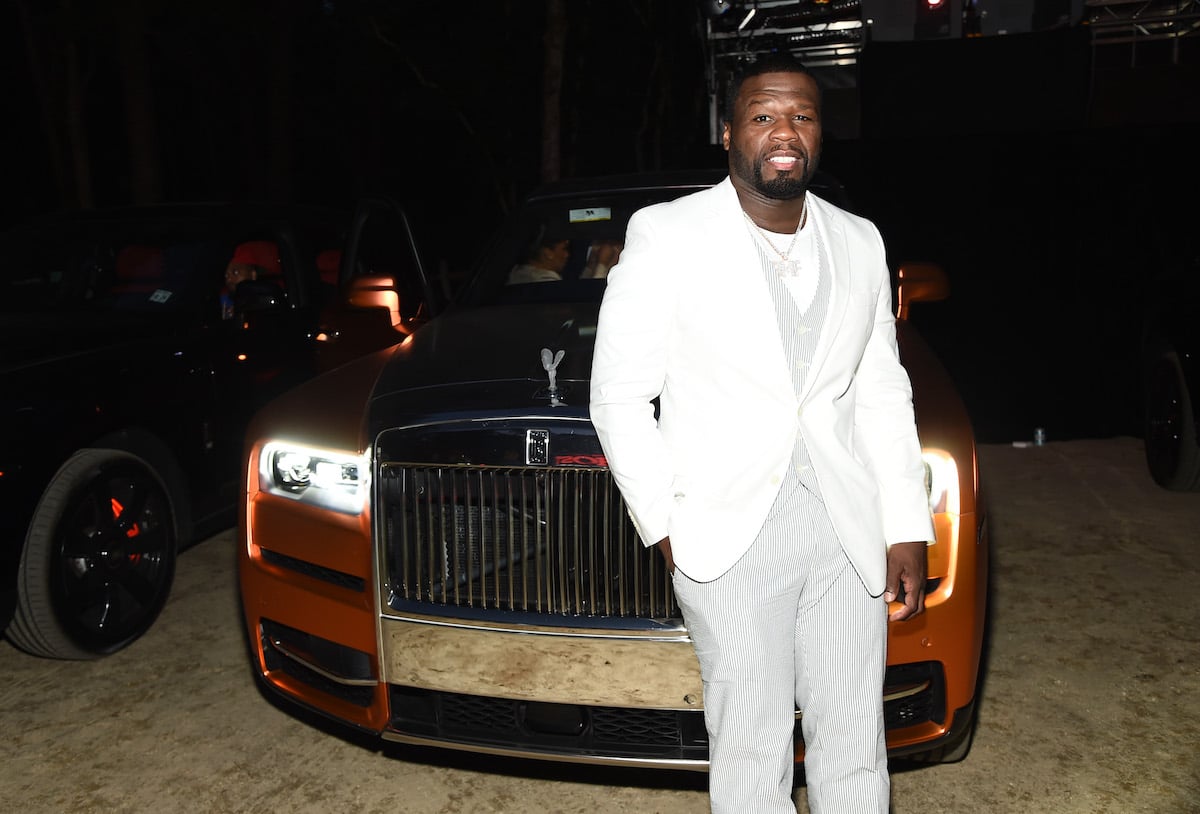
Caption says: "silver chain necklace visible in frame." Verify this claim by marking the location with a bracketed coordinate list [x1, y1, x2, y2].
[742, 196, 808, 277]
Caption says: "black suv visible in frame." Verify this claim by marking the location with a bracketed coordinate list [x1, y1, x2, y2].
[0, 201, 438, 658]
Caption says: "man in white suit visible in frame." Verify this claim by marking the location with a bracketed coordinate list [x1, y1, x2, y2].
[589, 54, 934, 813]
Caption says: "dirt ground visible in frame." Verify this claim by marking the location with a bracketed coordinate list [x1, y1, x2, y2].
[1, 437, 1197, 814]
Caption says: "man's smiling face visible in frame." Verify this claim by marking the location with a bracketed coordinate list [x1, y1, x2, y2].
[723, 70, 822, 201]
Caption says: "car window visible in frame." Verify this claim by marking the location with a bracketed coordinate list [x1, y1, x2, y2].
[1, 220, 261, 319]
[457, 189, 693, 310]
[111, 239, 226, 314]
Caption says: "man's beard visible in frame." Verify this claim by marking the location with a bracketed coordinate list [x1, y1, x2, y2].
[730, 143, 810, 200]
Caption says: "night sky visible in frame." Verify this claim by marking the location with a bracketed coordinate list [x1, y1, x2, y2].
[4, 0, 1198, 443]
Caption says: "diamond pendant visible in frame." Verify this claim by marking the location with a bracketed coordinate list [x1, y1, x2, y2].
[773, 259, 800, 277]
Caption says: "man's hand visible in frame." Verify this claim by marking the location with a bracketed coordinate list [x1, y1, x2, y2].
[657, 536, 674, 575]
[884, 541, 927, 621]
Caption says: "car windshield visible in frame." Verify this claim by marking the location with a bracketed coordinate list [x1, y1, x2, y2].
[454, 184, 707, 310]
[453, 172, 850, 311]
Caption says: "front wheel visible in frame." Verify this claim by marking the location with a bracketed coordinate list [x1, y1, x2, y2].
[1143, 348, 1200, 491]
[7, 449, 178, 659]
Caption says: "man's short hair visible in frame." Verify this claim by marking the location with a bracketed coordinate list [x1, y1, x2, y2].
[523, 229, 568, 263]
[722, 52, 814, 123]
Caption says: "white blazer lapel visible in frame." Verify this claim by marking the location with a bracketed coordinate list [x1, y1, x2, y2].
[797, 194, 851, 404]
[702, 180, 797, 401]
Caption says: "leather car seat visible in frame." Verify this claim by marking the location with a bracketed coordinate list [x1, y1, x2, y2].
[231, 240, 284, 293]
[112, 245, 165, 294]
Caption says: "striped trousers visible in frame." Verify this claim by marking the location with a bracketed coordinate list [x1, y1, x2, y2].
[671, 471, 889, 813]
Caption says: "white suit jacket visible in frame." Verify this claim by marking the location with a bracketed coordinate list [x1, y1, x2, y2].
[589, 177, 934, 593]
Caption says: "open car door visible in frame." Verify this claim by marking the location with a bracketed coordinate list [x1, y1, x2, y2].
[315, 198, 441, 372]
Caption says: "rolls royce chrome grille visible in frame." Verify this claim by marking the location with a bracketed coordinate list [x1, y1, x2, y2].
[378, 464, 678, 620]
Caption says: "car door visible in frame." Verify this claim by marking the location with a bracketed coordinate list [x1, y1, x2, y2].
[198, 219, 334, 514]
[313, 198, 441, 372]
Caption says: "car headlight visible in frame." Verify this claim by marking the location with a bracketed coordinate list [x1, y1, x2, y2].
[922, 449, 959, 515]
[258, 441, 370, 515]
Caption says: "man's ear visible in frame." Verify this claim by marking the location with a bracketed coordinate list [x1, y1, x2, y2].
[721, 121, 731, 151]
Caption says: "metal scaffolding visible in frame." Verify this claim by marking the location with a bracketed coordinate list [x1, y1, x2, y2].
[1085, 0, 1200, 64]
[703, 0, 866, 141]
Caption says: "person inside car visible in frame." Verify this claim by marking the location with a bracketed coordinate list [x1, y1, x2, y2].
[580, 238, 624, 280]
[221, 258, 257, 319]
[506, 233, 571, 284]
[221, 241, 281, 320]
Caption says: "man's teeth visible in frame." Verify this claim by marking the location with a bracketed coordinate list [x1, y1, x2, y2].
[768, 156, 797, 166]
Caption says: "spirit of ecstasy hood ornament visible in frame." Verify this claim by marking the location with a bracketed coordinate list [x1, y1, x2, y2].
[541, 347, 565, 406]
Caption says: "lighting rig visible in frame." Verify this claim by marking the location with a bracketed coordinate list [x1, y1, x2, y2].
[701, 0, 867, 141]
[1085, 0, 1199, 66]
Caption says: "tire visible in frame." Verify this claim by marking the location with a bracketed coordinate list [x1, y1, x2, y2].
[1143, 349, 1200, 491]
[7, 449, 178, 659]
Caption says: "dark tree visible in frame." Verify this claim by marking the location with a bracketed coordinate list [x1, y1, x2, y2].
[540, 0, 567, 183]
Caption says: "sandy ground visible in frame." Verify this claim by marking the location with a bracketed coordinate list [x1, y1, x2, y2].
[1, 437, 1197, 814]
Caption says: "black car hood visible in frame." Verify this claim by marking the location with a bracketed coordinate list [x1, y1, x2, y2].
[366, 305, 968, 453]
[369, 303, 600, 420]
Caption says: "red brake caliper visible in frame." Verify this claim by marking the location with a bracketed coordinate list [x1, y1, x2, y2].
[110, 497, 143, 563]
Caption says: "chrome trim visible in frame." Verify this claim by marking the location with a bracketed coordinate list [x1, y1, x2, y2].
[380, 609, 689, 640]
[266, 638, 378, 688]
[381, 412, 594, 433]
[379, 731, 711, 772]
[525, 428, 550, 465]
[883, 680, 933, 704]
[377, 462, 678, 621]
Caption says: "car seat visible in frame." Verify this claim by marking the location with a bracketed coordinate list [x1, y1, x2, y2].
[231, 240, 284, 294]
[316, 248, 342, 288]
[111, 245, 165, 295]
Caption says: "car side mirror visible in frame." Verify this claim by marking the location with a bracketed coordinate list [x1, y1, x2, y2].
[895, 262, 949, 321]
[346, 274, 403, 327]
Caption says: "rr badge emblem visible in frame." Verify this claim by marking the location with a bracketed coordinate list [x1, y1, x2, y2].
[525, 429, 550, 466]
